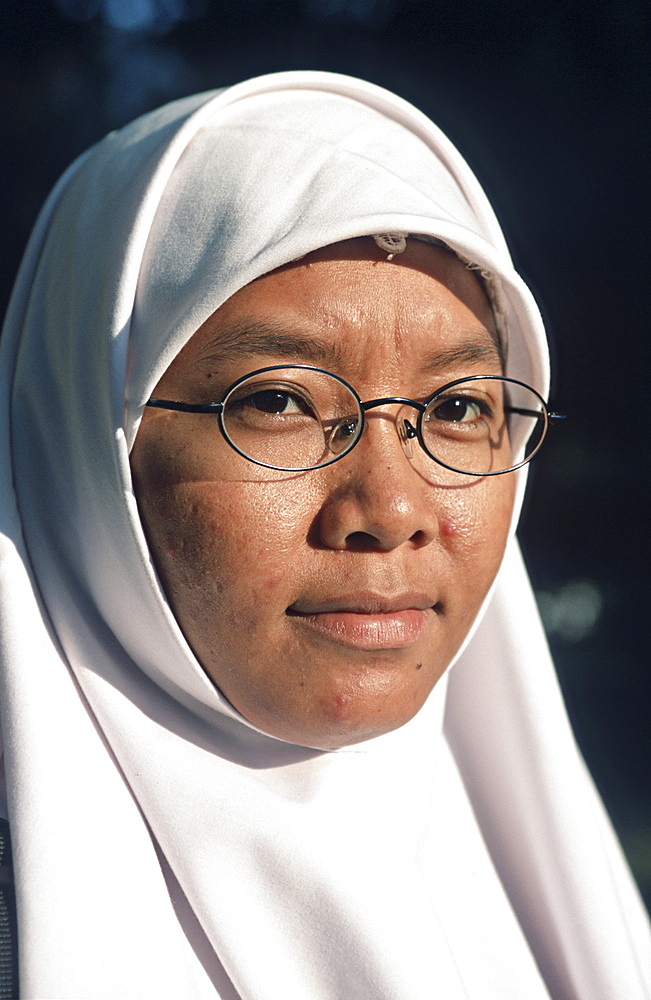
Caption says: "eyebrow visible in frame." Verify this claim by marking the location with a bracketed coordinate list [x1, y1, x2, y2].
[422, 339, 504, 372]
[196, 321, 345, 369]
[196, 319, 504, 374]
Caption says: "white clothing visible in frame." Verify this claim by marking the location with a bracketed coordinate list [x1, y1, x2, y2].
[0, 71, 649, 999]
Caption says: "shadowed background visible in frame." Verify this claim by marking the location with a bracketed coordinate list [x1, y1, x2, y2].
[1, 0, 649, 910]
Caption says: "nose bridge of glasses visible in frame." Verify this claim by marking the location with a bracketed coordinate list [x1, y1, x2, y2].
[359, 398, 425, 459]
[360, 396, 426, 415]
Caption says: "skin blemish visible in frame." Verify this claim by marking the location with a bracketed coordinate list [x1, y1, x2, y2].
[334, 691, 352, 711]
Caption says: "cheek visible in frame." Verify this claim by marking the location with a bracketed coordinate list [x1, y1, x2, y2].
[189, 486, 311, 605]
[132, 430, 319, 639]
[437, 476, 515, 606]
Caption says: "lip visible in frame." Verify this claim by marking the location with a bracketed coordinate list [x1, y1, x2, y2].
[287, 592, 439, 650]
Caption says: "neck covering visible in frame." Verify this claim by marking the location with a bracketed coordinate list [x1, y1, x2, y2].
[1, 70, 649, 1000]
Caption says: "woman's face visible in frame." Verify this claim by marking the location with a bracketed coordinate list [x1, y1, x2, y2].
[131, 239, 515, 748]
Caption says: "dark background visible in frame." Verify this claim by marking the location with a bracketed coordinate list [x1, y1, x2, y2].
[2, 1, 649, 909]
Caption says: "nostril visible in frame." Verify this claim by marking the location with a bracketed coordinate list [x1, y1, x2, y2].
[344, 530, 386, 552]
[408, 528, 431, 549]
[342, 526, 431, 552]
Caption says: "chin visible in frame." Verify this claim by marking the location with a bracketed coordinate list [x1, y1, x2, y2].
[251, 667, 440, 750]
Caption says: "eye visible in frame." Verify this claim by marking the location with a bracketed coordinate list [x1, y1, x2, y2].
[230, 382, 317, 418]
[429, 395, 489, 423]
[244, 389, 309, 415]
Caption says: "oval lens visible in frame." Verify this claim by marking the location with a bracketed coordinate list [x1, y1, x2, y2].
[221, 367, 361, 471]
[421, 377, 547, 475]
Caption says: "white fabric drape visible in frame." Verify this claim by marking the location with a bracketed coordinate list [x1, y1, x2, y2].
[0, 70, 649, 999]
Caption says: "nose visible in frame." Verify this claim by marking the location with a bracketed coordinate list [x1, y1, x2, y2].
[315, 408, 439, 552]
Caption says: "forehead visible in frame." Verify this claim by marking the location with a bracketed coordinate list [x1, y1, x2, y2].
[162, 238, 501, 386]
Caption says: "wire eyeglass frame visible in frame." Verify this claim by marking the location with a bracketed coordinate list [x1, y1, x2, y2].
[146, 364, 564, 476]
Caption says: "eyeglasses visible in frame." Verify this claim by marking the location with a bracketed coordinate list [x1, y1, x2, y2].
[147, 364, 562, 476]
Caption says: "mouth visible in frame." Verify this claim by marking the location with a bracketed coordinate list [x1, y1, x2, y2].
[286, 592, 440, 651]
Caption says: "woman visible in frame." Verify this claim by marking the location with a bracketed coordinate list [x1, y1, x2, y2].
[0, 70, 648, 999]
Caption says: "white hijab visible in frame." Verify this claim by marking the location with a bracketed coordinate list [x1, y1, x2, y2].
[0, 70, 649, 1000]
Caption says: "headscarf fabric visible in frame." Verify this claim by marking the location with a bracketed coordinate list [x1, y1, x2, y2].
[0, 71, 649, 999]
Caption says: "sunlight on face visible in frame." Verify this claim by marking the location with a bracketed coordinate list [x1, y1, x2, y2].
[131, 239, 515, 748]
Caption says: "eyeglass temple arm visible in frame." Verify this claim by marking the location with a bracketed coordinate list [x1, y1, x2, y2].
[147, 398, 224, 414]
[505, 405, 566, 422]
